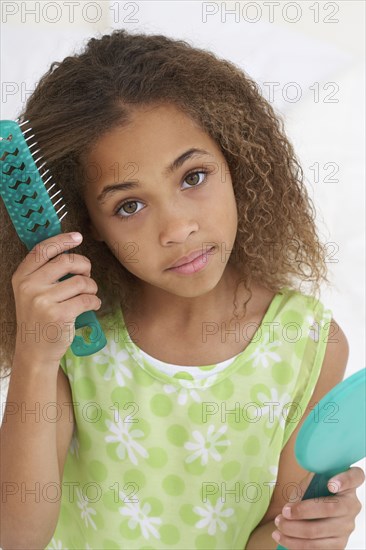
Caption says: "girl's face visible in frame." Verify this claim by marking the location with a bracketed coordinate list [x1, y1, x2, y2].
[84, 103, 238, 301]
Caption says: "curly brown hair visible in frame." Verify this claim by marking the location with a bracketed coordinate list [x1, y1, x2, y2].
[0, 28, 331, 379]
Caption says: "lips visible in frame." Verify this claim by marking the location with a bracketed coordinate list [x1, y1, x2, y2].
[167, 246, 215, 269]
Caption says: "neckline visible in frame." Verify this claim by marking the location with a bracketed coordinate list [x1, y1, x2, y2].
[115, 287, 287, 388]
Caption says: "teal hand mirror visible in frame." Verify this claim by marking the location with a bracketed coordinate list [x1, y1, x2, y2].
[277, 368, 366, 550]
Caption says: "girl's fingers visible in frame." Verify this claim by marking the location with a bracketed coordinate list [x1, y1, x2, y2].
[282, 495, 348, 520]
[274, 515, 353, 539]
[328, 467, 366, 493]
[272, 530, 348, 550]
[274, 468, 365, 548]
[19, 232, 83, 277]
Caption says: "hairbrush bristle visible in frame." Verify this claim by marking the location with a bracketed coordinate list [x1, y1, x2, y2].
[16, 117, 68, 222]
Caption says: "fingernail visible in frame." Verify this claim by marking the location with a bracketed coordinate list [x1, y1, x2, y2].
[274, 515, 280, 526]
[328, 479, 341, 492]
[272, 531, 281, 542]
[71, 232, 83, 242]
[283, 506, 292, 518]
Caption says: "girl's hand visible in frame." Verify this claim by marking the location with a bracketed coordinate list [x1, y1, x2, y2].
[271, 467, 365, 549]
[11, 232, 102, 366]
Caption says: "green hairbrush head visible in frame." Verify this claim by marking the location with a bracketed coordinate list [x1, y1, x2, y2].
[0, 119, 66, 249]
[0, 119, 107, 357]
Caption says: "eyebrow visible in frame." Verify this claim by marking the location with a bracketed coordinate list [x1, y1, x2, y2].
[96, 148, 212, 204]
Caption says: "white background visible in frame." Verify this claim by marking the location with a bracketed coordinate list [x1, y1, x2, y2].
[0, 1, 365, 548]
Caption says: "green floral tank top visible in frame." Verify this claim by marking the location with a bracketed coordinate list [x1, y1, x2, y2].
[46, 286, 332, 549]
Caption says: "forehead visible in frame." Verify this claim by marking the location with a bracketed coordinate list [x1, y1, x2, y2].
[86, 103, 218, 167]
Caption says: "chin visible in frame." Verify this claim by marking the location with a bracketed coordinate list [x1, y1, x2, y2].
[166, 271, 225, 296]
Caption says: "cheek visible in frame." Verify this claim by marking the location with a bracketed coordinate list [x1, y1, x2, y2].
[212, 184, 238, 228]
[84, 199, 147, 270]
[111, 237, 151, 275]
[115, 241, 141, 267]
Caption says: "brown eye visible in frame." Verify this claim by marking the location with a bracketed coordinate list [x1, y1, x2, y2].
[185, 173, 200, 186]
[183, 171, 207, 188]
[115, 199, 144, 219]
[122, 201, 138, 214]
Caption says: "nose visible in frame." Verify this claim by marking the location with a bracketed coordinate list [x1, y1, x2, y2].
[159, 206, 199, 246]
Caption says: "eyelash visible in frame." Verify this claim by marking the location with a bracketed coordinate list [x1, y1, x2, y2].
[113, 169, 210, 220]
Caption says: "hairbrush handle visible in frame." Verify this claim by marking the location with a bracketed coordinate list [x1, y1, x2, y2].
[59, 273, 107, 356]
[275, 470, 343, 550]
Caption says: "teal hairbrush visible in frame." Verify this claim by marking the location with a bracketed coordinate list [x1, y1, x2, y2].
[0, 119, 107, 357]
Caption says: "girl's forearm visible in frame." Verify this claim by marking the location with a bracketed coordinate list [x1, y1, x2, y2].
[246, 519, 277, 550]
[0, 353, 61, 549]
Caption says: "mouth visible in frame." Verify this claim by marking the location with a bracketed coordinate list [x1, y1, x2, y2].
[167, 246, 216, 269]
[166, 246, 216, 274]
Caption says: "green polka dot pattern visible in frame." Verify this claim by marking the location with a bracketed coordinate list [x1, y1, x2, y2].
[45, 286, 332, 549]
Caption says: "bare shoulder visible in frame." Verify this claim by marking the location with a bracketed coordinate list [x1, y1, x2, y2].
[258, 317, 349, 525]
[56, 366, 75, 480]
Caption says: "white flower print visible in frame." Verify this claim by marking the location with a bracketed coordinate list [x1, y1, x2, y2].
[163, 376, 216, 404]
[307, 310, 332, 342]
[194, 497, 234, 535]
[105, 418, 148, 465]
[184, 424, 231, 465]
[257, 387, 293, 429]
[163, 383, 200, 405]
[47, 539, 68, 550]
[76, 487, 97, 530]
[93, 341, 133, 387]
[306, 314, 319, 342]
[247, 332, 282, 368]
[119, 491, 162, 540]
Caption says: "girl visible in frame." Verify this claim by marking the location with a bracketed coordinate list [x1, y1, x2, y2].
[0, 29, 364, 550]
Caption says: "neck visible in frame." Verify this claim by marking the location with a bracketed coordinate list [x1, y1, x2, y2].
[131, 264, 251, 331]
